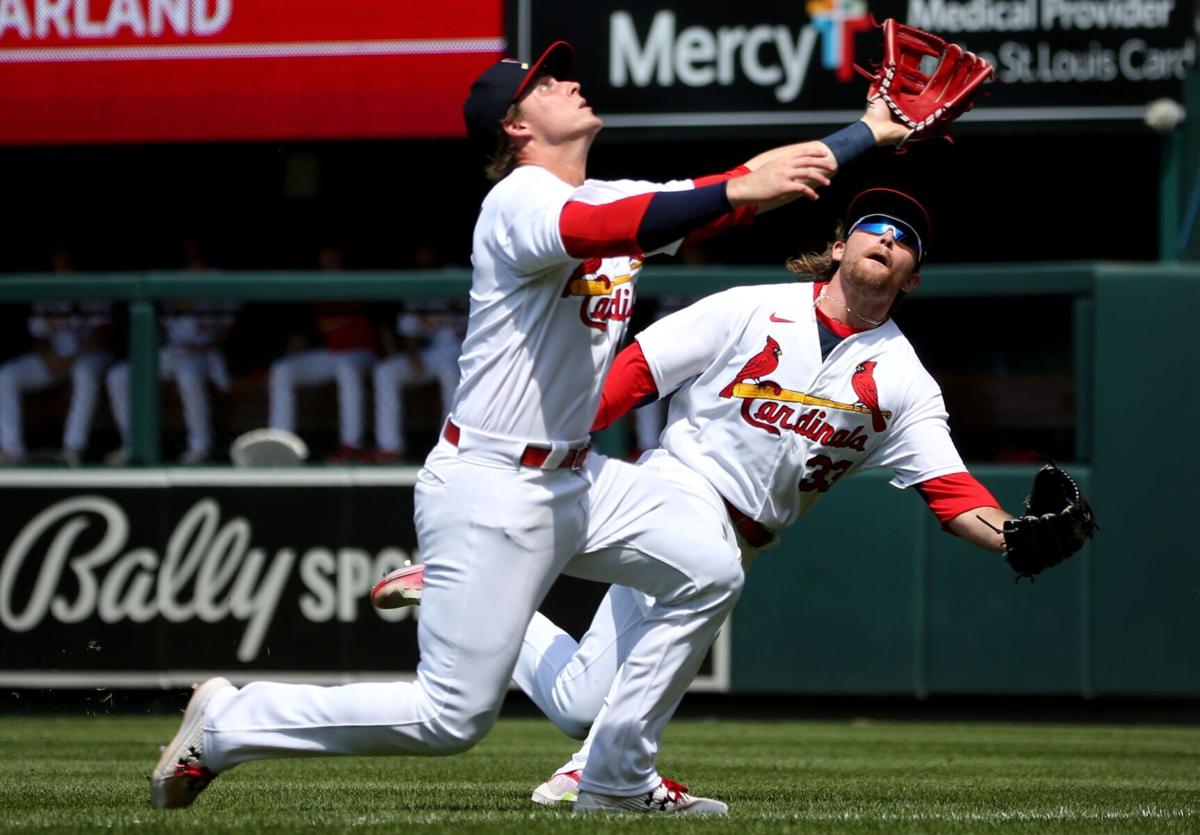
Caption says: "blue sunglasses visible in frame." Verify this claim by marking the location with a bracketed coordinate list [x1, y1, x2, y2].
[850, 214, 923, 261]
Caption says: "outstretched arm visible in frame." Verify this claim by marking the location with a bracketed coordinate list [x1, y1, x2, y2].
[560, 156, 829, 259]
[945, 505, 1013, 553]
[915, 472, 1010, 553]
[743, 99, 910, 172]
[556, 101, 909, 261]
[740, 101, 910, 215]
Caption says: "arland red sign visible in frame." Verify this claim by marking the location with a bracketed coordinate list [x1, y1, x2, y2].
[0, 0, 504, 144]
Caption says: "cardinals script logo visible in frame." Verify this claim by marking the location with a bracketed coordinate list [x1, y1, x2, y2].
[720, 340, 891, 447]
[562, 258, 641, 331]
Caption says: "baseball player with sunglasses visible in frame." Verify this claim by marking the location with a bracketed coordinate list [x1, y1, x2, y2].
[375, 187, 1096, 806]
[510, 188, 1023, 803]
[151, 41, 936, 816]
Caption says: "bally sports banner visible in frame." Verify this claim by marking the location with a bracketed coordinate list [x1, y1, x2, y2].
[510, 0, 1197, 129]
[0, 470, 728, 691]
[0, 0, 503, 143]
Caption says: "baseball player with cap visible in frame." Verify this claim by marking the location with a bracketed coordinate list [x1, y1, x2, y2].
[151, 41, 919, 815]
[507, 187, 1025, 804]
[376, 188, 1023, 805]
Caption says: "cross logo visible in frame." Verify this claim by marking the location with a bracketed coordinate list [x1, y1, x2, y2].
[806, 0, 874, 82]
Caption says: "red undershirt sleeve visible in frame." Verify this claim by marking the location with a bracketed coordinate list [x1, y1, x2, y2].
[914, 472, 1002, 527]
[559, 166, 757, 259]
[691, 165, 751, 189]
[559, 193, 654, 259]
[592, 342, 658, 431]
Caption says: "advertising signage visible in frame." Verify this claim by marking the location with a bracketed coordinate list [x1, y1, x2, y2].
[0, 471, 727, 691]
[0, 0, 504, 144]
[512, 0, 1197, 129]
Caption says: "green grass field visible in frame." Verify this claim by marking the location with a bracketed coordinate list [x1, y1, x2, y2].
[1, 714, 1197, 833]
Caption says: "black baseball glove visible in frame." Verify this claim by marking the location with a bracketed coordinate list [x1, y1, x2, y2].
[1002, 464, 1098, 581]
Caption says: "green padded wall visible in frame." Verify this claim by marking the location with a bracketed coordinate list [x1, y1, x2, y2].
[1089, 267, 1200, 694]
[731, 468, 1094, 695]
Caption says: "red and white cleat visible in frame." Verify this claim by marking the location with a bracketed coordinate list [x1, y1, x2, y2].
[574, 779, 728, 815]
[371, 563, 425, 609]
[149, 677, 231, 809]
[531, 769, 581, 806]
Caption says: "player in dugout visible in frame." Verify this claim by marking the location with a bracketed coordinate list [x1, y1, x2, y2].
[150, 34, 1018, 816]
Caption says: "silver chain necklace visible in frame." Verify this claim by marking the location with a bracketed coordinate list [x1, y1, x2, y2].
[814, 289, 885, 327]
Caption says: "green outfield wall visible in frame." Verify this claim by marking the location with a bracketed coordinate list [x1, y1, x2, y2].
[0, 262, 1196, 696]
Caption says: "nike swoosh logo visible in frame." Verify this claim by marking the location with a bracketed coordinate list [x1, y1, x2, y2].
[769, 313, 795, 323]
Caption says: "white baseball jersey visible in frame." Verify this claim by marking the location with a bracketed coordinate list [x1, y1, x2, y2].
[161, 300, 238, 348]
[451, 165, 694, 443]
[637, 283, 967, 531]
[28, 300, 111, 358]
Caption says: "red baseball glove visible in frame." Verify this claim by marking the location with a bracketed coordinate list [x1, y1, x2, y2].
[857, 18, 994, 144]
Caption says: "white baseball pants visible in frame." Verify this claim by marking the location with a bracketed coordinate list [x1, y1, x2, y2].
[202, 435, 743, 796]
[512, 450, 765, 778]
[0, 350, 111, 456]
[107, 348, 231, 456]
[269, 349, 374, 448]
[372, 350, 459, 455]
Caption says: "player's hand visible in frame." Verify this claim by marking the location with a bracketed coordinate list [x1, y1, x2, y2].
[860, 98, 909, 147]
[726, 150, 835, 207]
[787, 141, 839, 172]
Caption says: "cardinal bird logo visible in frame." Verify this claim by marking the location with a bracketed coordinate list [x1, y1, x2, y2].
[851, 360, 887, 432]
[720, 336, 783, 398]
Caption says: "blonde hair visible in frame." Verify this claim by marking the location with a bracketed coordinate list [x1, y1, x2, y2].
[484, 103, 523, 182]
[785, 221, 845, 281]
